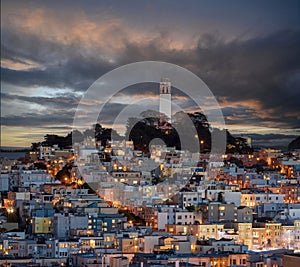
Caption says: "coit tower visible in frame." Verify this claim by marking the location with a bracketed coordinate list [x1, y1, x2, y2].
[159, 78, 172, 123]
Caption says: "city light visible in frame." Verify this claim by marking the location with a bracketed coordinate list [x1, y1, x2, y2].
[1, 1, 299, 265]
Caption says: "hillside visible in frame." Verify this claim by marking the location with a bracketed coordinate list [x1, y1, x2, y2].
[288, 136, 300, 151]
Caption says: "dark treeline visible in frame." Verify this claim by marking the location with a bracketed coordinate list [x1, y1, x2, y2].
[31, 111, 252, 154]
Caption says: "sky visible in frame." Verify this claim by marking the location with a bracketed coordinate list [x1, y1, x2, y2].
[1, 0, 300, 147]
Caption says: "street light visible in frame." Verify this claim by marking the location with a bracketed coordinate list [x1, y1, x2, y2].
[77, 178, 84, 187]
[200, 140, 204, 153]
[7, 208, 14, 214]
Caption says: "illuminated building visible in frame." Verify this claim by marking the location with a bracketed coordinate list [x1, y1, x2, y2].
[159, 78, 172, 123]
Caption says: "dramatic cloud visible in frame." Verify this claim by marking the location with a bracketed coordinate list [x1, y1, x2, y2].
[1, 92, 80, 109]
[1, 0, 300, 146]
[2, 111, 75, 127]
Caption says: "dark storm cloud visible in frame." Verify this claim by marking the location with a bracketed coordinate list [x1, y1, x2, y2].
[117, 30, 300, 129]
[1, 92, 80, 109]
[1, 4, 300, 132]
[1, 110, 75, 127]
[97, 102, 129, 124]
[1, 57, 114, 92]
[196, 30, 300, 114]
[223, 105, 300, 130]
[1, 96, 129, 128]
[40, 126, 73, 130]
[3, 29, 300, 113]
[1, 23, 116, 91]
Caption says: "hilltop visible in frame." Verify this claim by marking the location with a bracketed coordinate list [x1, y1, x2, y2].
[31, 111, 252, 154]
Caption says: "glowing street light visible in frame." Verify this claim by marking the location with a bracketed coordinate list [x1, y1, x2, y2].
[7, 207, 14, 214]
[200, 140, 204, 152]
[77, 178, 84, 187]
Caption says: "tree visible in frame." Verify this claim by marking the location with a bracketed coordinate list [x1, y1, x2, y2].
[34, 162, 47, 170]
[186, 205, 196, 212]
[56, 163, 72, 182]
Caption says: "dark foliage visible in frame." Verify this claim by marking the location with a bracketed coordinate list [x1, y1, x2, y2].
[288, 136, 300, 151]
[125, 111, 252, 154]
[226, 131, 253, 154]
[56, 163, 72, 182]
[30, 112, 252, 155]
[31, 123, 122, 150]
[33, 162, 47, 170]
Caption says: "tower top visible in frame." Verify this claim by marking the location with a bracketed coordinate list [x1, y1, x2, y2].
[161, 77, 170, 83]
[160, 78, 171, 94]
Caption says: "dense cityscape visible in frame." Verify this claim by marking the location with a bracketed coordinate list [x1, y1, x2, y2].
[1, 82, 300, 266]
[1, 1, 300, 267]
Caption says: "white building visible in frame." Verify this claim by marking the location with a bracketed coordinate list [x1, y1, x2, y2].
[288, 208, 300, 219]
[224, 191, 241, 206]
[180, 191, 201, 208]
[19, 170, 52, 187]
[39, 146, 53, 159]
[54, 240, 79, 258]
[157, 209, 196, 230]
[241, 192, 285, 208]
[159, 78, 172, 122]
[143, 235, 163, 253]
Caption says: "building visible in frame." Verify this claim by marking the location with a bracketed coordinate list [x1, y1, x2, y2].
[18, 169, 52, 187]
[208, 202, 237, 223]
[110, 256, 129, 267]
[238, 223, 253, 249]
[52, 213, 70, 238]
[88, 212, 126, 233]
[109, 170, 143, 185]
[283, 254, 300, 267]
[0, 172, 9, 191]
[32, 217, 52, 234]
[241, 192, 284, 208]
[237, 206, 253, 223]
[159, 78, 172, 122]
